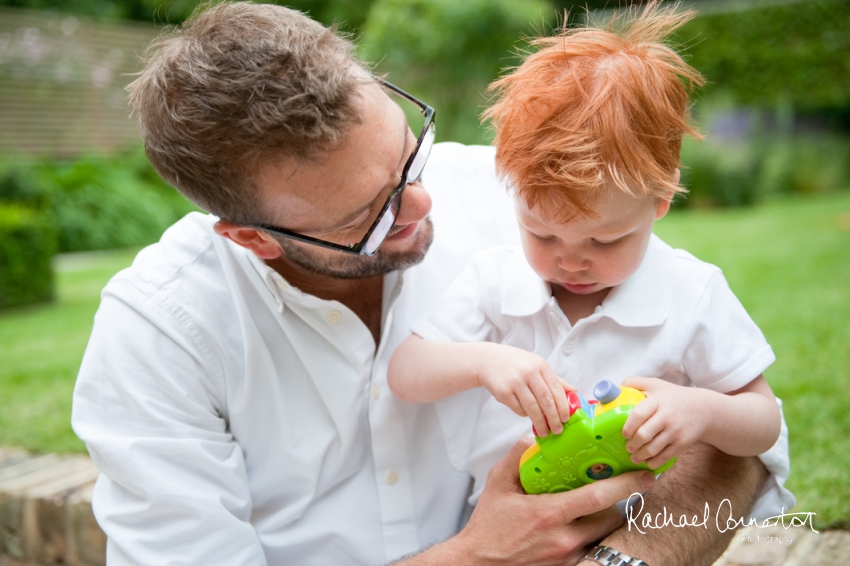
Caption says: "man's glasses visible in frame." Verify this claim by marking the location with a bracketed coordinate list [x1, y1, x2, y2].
[254, 79, 436, 256]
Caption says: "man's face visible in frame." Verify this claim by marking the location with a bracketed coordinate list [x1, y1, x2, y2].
[253, 80, 434, 279]
[515, 186, 671, 296]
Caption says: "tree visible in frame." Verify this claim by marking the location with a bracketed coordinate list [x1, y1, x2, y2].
[360, 0, 552, 144]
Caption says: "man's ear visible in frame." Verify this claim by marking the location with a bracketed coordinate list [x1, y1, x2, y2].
[213, 220, 283, 259]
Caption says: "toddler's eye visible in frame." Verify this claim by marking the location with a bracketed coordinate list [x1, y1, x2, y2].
[592, 237, 621, 247]
[534, 233, 557, 242]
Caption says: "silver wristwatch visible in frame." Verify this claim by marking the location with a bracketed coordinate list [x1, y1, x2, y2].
[583, 545, 650, 566]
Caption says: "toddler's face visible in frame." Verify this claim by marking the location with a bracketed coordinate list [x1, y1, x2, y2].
[515, 186, 671, 296]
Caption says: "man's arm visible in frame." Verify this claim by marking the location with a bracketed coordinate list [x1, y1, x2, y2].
[577, 441, 770, 566]
[394, 439, 658, 566]
[72, 290, 267, 565]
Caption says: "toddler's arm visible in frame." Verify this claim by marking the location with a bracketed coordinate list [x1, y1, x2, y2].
[620, 375, 781, 469]
[388, 334, 574, 436]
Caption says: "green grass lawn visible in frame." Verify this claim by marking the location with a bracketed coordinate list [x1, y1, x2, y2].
[655, 191, 850, 529]
[0, 249, 139, 453]
[1, 192, 848, 527]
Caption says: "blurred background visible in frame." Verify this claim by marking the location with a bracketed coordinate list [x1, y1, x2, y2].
[0, 0, 848, 530]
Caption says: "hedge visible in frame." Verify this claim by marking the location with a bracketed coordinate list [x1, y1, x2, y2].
[681, 0, 850, 111]
[0, 204, 57, 310]
[0, 148, 198, 253]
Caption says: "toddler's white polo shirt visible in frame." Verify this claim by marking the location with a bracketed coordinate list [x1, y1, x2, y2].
[413, 234, 795, 519]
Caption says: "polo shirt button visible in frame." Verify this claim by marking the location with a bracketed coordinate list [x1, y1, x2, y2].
[386, 471, 399, 485]
[328, 310, 342, 324]
[372, 385, 381, 400]
[563, 341, 574, 355]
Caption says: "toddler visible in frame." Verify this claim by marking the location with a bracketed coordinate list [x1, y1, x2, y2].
[388, 5, 781, 470]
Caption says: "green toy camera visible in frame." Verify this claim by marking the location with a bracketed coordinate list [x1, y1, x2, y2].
[519, 380, 675, 494]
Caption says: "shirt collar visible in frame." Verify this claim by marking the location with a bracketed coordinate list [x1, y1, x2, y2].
[500, 252, 553, 317]
[500, 234, 676, 328]
[243, 246, 408, 317]
[599, 234, 676, 327]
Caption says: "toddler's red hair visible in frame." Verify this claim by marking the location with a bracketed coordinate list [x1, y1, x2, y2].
[484, 2, 705, 219]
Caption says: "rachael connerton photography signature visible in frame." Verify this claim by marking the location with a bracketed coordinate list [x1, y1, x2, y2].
[624, 493, 818, 535]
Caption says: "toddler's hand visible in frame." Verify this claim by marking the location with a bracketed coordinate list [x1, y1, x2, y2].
[477, 344, 574, 437]
[620, 377, 711, 469]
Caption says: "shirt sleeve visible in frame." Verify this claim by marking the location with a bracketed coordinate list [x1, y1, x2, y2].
[679, 270, 795, 520]
[72, 280, 267, 565]
[748, 397, 796, 520]
[410, 251, 505, 344]
[681, 271, 776, 393]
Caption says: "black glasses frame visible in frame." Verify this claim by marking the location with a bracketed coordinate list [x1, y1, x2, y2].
[252, 79, 436, 256]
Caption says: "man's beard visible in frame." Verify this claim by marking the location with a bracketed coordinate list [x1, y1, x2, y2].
[276, 217, 434, 279]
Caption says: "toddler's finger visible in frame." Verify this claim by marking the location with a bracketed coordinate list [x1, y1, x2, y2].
[503, 393, 527, 418]
[528, 375, 563, 435]
[622, 376, 661, 392]
[517, 386, 550, 437]
[542, 368, 570, 426]
[646, 444, 679, 469]
[622, 410, 649, 439]
[631, 430, 673, 464]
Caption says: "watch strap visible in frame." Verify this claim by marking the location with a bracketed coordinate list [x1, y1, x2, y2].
[583, 545, 650, 566]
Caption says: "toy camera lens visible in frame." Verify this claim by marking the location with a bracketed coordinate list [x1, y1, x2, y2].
[586, 464, 614, 480]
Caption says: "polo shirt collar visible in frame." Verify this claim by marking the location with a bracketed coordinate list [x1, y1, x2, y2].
[499, 234, 676, 328]
[499, 250, 552, 317]
[600, 234, 676, 327]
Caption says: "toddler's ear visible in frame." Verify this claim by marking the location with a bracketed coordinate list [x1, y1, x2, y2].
[673, 168, 681, 186]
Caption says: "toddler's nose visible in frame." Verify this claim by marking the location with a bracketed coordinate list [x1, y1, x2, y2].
[558, 250, 590, 272]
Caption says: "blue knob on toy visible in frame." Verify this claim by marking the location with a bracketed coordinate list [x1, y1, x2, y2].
[593, 380, 621, 404]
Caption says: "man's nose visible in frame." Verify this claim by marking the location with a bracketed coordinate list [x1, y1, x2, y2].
[396, 180, 431, 225]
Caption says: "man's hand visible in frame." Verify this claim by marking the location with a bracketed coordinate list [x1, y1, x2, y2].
[399, 438, 657, 566]
[477, 344, 575, 437]
[576, 441, 771, 566]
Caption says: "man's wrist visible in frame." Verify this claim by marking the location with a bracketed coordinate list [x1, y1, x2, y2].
[582, 545, 650, 566]
[392, 532, 476, 566]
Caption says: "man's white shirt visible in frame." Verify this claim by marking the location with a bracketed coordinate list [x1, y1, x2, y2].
[72, 143, 529, 565]
[72, 143, 792, 565]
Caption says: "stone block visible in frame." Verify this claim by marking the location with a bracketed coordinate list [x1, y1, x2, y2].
[66, 484, 105, 566]
[0, 451, 102, 565]
[800, 530, 850, 565]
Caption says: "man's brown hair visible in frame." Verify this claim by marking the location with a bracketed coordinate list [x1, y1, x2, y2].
[128, 1, 368, 224]
[483, 2, 705, 221]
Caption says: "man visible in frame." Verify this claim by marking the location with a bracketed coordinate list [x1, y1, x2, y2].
[72, 2, 793, 565]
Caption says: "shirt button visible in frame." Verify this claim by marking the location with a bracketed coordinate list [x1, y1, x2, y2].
[327, 310, 342, 324]
[372, 386, 381, 400]
[386, 471, 399, 485]
[563, 341, 574, 355]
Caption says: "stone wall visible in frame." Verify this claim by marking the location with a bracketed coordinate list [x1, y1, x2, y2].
[0, 448, 104, 566]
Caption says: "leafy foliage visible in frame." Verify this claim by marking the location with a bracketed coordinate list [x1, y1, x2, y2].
[680, 0, 850, 110]
[677, 103, 850, 207]
[0, 0, 376, 30]
[360, 0, 552, 144]
[0, 148, 198, 252]
[0, 203, 56, 309]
